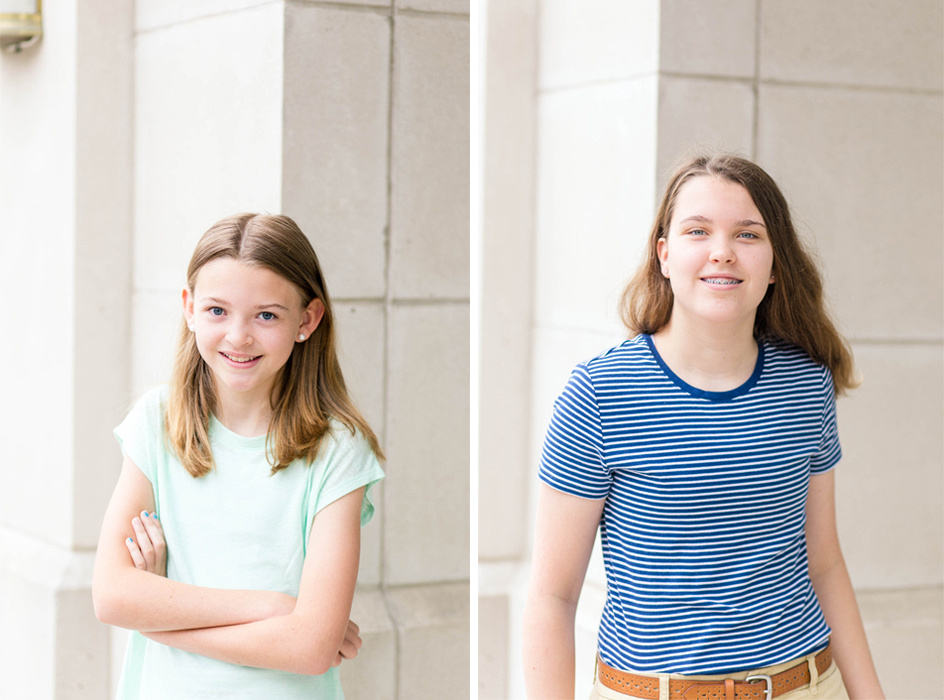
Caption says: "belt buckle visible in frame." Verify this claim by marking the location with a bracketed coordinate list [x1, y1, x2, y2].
[745, 673, 772, 700]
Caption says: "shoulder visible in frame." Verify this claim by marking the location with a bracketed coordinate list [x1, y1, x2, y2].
[565, 335, 654, 384]
[761, 339, 833, 390]
[317, 419, 381, 465]
[552, 336, 656, 416]
[583, 334, 651, 372]
[568, 334, 661, 395]
[119, 385, 168, 431]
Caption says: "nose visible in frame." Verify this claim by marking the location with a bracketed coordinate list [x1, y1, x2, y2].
[709, 238, 736, 264]
[226, 318, 254, 346]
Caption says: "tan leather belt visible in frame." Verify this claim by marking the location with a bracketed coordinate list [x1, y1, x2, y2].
[597, 643, 832, 700]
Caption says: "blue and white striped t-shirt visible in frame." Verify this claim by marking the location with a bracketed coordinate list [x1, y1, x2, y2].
[539, 334, 840, 674]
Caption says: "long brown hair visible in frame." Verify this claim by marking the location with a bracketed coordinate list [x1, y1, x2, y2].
[167, 213, 384, 477]
[619, 154, 858, 395]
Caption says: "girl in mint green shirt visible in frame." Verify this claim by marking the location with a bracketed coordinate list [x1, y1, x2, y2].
[93, 214, 385, 699]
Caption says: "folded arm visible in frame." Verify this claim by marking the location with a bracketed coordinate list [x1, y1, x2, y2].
[93, 455, 295, 632]
[141, 486, 365, 675]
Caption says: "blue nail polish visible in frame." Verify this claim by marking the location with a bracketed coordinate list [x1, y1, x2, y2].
[128, 537, 133, 543]
[143, 511, 149, 517]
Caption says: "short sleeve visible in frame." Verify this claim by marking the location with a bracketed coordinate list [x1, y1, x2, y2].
[810, 368, 842, 474]
[539, 364, 610, 499]
[113, 386, 166, 484]
[304, 424, 385, 532]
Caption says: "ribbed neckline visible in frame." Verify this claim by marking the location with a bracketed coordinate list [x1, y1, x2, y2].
[209, 415, 268, 450]
[642, 334, 765, 402]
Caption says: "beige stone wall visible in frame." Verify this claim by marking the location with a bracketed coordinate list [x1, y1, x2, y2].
[0, 1, 469, 698]
[478, 1, 943, 698]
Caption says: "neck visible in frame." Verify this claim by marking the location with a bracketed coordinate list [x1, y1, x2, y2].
[651, 315, 759, 392]
[212, 384, 275, 437]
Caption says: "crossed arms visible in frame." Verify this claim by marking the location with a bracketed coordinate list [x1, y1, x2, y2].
[92, 455, 363, 676]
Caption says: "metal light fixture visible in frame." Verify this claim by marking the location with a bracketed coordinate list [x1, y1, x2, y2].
[0, 0, 42, 53]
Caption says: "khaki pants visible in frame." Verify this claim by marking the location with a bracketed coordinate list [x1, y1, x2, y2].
[589, 651, 849, 700]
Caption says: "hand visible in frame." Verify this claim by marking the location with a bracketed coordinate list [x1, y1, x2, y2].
[126, 511, 166, 577]
[331, 619, 363, 667]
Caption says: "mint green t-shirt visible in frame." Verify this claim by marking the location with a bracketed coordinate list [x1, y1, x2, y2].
[113, 386, 384, 700]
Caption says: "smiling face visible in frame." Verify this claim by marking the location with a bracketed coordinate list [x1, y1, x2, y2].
[182, 257, 324, 410]
[657, 176, 775, 334]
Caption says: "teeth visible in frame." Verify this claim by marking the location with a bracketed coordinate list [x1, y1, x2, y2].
[223, 353, 258, 363]
[703, 278, 740, 285]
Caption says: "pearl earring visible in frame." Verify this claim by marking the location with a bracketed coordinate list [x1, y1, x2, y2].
[188, 323, 194, 331]
[298, 334, 306, 341]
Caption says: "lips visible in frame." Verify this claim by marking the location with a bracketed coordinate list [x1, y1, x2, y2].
[701, 276, 742, 286]
[221, 352, 261, 364]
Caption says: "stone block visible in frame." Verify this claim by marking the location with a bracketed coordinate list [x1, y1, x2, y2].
[757, 85, 943, 340]
[836, 343, 943, 589]
[384, 303, 469, 585]
[282, 4, 390, 300]
[858, 586, 943, 700]
[397, 0, 468, 13]
[390, 14, 470, 300]
[130, 289, 183, 397]
[0, 559, 54, 698]
[761, 0, 943, 91]
[325, 301, 387, 585]
[539, 0, 659, 89]
[479, 0, 539, 564]
[387, 582, 470, 699]
[534, 79, 658, 335]
[134, 4, 284, 293]
[320, 0, 389, 7]
[135, 0, 275, 32]
[333, 302, 387, 443]
[341, 588, 397, 699]
[659, 0, 757, 78]
[478, 595, 509, 700]
[656, 75, 755, 188]
[0, 531, 102, 699]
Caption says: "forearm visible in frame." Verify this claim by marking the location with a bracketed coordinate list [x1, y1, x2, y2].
[93, 567, 292, 633]
[523, 593, 578, 699]
[144, 609, 345, 676]
[811, 558, 884, 699]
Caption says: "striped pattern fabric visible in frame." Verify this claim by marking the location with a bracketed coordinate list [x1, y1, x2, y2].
[539, 334, 839, 674]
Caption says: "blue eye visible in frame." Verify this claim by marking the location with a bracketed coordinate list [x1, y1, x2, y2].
[738, 231, 758, 239]
[259, 311, 276, 321]
[210, 307, 224, 316]
[690, 228, 708, 236]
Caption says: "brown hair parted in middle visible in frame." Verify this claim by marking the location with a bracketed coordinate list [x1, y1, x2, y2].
[619, 153, 858, 395]
[167, 213, 384, 477]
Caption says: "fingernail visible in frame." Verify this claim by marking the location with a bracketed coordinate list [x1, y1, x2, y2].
[143, 511, 149, 518]
[128, 538, 133, 543]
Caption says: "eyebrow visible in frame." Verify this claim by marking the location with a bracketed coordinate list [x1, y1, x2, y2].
[203, 297, 292, 312]
[679, 215, 766, 228]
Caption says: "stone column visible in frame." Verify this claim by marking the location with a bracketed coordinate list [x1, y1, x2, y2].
[1, 0, 468, 697]
[0, 1, 133, 698]
[479, 1, 942, 698]
[131, 1, 470, 698]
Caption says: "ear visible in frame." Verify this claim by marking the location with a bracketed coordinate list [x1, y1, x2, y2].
[297, 298, 325, 342]
[182, 287, 194, 326]
[657, 237, 669, 277]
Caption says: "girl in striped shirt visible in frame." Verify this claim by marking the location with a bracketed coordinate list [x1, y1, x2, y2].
[523, 155, 884, 700]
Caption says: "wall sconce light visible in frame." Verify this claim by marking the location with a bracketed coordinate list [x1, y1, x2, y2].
[0, 0, 42, 53]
